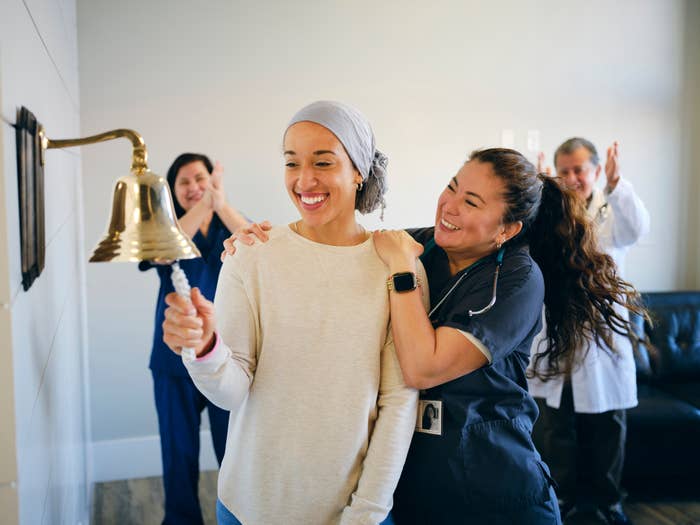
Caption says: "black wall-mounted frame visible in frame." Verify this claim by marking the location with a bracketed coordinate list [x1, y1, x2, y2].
[15, 106, 45, 291]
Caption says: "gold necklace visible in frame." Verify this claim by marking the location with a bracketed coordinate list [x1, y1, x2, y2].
[291, 220, 369, 243]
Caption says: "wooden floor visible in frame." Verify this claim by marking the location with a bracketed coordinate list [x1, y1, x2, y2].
[92, 470, 218, 525]
[92, 470, 700, 524]
[566, 502, 700, 525]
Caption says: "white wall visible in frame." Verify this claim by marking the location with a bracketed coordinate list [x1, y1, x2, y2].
[0, 0, 90, 523]
[77, 0, 698, 480]
[682, 0, 700, 288]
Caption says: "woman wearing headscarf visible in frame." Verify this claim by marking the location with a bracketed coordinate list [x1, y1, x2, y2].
[161, 101, 421, 525]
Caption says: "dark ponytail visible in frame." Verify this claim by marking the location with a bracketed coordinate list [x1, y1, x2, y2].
[527, 175, 646, 379]
[468, 148, 647, 380]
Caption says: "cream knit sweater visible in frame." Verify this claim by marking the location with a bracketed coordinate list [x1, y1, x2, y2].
[184, 226, 423, 525]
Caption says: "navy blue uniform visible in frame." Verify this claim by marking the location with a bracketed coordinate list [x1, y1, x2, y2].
[392, 228, 560, 525]
[139, 214, 231, 525]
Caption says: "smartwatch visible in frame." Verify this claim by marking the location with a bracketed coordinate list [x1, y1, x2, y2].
[387, 272, 421, 293]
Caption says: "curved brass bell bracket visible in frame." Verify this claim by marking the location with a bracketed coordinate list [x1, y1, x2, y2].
[38, 127, 148, 172]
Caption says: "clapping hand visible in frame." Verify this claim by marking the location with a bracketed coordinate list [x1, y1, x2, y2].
[605, 141, 621, 192]
[537, 152, 553, 176]
[204, 161, 226, 212]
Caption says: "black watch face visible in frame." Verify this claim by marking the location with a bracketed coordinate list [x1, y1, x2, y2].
[393, 272, 416, 292]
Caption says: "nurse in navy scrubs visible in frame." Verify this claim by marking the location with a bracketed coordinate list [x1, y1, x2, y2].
[140, 153, 249, 525]
[373, 148, 644, 525]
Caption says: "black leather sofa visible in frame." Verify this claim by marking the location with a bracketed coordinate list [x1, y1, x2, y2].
[623, 291, 700, 493]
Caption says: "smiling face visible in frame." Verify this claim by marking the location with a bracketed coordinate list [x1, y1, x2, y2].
[283, 121, 363, 232]
[173, 160, 210, 211]
[434, 160, 520, 270]
[555, 146, 601, 201]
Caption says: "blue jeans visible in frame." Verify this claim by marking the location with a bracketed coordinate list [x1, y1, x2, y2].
[215, 501, 396, 525]
[380, 513, 396, 525]
[216, 500, 243, 525]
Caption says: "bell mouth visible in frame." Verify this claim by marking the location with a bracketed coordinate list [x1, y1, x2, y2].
[89, 230, 200, 263]
[89, 169, 201, 263]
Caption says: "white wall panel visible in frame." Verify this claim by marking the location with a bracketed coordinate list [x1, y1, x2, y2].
[43, 150, 81, 245]
[10, 215, 88, 525]
[0, 0, 79, 140]
[0, 0, 89, 523]
[1, 121, 23, 302]
[23, 0, 80, 107]
[0, 306, 17, 490]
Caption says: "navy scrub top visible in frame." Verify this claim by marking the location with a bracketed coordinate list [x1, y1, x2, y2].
[392, 227, 554, 523]
[139, 214, 231, 377]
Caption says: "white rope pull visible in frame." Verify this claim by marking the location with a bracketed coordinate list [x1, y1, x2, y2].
[171, 262, 196, 360]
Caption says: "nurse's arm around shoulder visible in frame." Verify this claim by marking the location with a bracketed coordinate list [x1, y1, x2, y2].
[373, 231, 489, 390]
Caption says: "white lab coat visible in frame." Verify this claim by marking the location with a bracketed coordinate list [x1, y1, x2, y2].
[527, 177, 650, 413]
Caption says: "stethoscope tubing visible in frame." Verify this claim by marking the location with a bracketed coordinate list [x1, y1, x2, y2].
[425, 245, 505, 320]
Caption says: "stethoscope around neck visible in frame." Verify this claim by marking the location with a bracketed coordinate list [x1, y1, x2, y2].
[421, 241, 506, 319]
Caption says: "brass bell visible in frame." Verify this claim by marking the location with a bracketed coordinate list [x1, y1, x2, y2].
[37, 126, 201, 264]
[89, 169, 201, 263]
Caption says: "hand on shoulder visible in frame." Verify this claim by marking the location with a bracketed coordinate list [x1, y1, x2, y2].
[373, 229, 423, 273]
[221, 221, 273, 262]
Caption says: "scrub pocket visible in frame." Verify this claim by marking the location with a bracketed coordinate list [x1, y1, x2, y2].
[460, 416, 554, 510]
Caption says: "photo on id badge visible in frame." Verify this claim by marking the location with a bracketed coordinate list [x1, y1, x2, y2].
[416, 400, 442, 435]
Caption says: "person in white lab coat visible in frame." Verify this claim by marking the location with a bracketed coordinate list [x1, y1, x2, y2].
[529, 138, 650, 525]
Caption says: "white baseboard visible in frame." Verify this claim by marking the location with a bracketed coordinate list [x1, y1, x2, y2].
[91, 431, 219, 482]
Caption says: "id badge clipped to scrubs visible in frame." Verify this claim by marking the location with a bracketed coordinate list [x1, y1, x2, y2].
[416, 399, 442, 435]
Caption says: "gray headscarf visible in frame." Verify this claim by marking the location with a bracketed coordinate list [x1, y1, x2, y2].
[286, 101, 388, 215]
